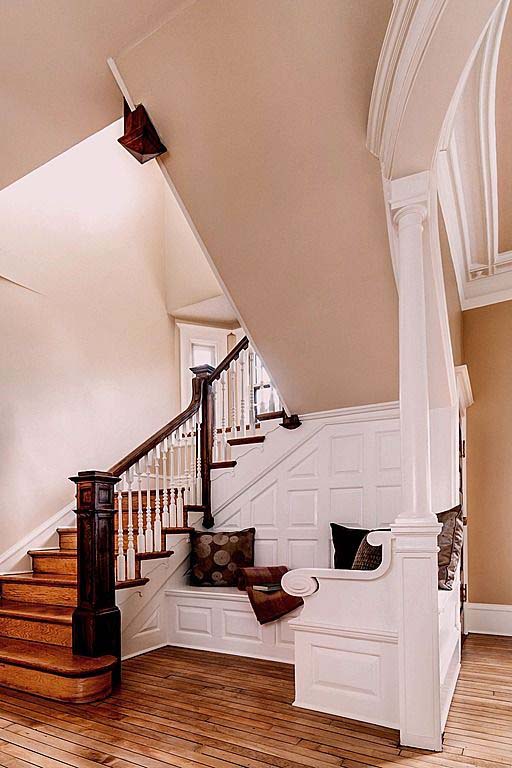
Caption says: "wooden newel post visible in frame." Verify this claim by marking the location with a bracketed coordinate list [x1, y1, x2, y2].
[190, 365, 215, 529]
[69, 470, 122, 685]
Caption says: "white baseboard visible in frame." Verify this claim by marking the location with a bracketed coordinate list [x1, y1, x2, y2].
[465, 603, 512, 635]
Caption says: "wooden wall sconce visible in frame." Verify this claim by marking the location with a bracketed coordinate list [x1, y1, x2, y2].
[117, 100, 167, 164]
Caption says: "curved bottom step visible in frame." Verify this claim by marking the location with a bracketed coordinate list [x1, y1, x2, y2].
[0, 637, 116, 704]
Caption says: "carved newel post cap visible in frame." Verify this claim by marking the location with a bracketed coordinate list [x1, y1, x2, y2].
[69, 471, 120, 511]
[190, 364, 215, 377]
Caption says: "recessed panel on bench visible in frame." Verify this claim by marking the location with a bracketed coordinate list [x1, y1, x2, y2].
[176, 605, 213, 636]
[223, 608, 263, 642]
[312, 644, 379, 696]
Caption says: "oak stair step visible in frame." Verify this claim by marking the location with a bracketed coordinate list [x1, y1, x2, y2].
[211, 460, 237, 469]
[227, 435, 265, 447]
[0, 636, 116, 703]
[0, 599, 73, 647]
[28, 548, 77, 576]
[0, 573, 77, 607]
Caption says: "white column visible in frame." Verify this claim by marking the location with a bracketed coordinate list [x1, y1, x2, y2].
[389, 173, 442, 752]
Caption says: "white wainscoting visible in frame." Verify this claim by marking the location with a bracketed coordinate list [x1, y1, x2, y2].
[212, 405, 402, 570]
[465, 603, 512, 636]
[165, 586, 299, 662]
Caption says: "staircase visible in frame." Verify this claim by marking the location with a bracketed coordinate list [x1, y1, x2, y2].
[0, 337, 299, 704]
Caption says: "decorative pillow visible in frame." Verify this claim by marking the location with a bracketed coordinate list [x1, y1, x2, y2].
[330, 523, 370, 569]
[190, 528, 255, 587]
[437, 505, 463, 590]
[351, 536, 383, 571]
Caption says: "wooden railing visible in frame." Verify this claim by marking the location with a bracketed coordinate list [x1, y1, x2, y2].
[69, 339, 299, 672]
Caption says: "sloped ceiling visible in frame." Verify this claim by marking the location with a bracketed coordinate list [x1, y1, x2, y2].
[114, 0, 398, 414]
[0, 0, 187, 190]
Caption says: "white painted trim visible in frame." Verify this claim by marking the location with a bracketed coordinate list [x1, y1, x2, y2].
[462, 286, 512, 310]
[165, 586, 248, 603]
[455, 365, 474, 411]
[291, 624, 398, 644]
[163, 640, 294, 665]
[300, 401, 399, 422]
[465, 603, 512, 635]
[122, 642, 168, 661]
[0, 501, 75, 572]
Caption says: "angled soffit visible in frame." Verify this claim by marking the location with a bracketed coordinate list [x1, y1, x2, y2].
[437, 0, 512, 309]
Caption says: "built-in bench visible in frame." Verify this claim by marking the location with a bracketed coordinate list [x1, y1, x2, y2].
[165, 585, 300, 662]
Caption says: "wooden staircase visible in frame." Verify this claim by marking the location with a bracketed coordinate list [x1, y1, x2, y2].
[0, 336, 300, 706]
[0, 522, 181, 703]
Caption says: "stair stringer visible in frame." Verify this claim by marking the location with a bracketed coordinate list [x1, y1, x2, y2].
[118, 511, 203, 659]
[0, 501, 75, 574]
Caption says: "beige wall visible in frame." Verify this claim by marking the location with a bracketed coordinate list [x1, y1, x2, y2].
[116, 0, 398, 415]
[0, 122, 179, 554]
[464, 300, 512, 604]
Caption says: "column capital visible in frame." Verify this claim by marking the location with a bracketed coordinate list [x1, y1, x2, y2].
[392, 202, 427, 229]
[387, 170, 431, 219]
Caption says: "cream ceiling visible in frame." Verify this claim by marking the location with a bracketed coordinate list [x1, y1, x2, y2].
[0, 0, 186, 190]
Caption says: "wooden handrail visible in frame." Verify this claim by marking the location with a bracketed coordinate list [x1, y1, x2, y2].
[109, 371, 209, 477]
[208, 336, 249, 382]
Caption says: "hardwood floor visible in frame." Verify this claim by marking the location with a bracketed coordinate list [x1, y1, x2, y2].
[0, 634, 509, 767]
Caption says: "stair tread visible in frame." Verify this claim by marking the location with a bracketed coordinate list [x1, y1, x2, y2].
[0, 572, 76, 586]
[136, 550, 174, 561]
[28, 549, 76, 557]
[0, 636, 116, 677]
[227, 435, 266, 446]
[0, 600, 73, 624]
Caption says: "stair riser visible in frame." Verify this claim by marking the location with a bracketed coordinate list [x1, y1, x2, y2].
[32, 555, 77, 576]
[1, 583, 76, 607]
[0, 616, 72, 647]
[0, 662, 112, 703]
[58, 531, 77, 550]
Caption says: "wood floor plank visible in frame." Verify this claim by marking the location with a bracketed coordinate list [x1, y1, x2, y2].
[0, 635, 510, 768]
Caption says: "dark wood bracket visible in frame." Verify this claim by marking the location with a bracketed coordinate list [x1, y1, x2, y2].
[118, 99, 167, 164]
[281, 413, 302, 430]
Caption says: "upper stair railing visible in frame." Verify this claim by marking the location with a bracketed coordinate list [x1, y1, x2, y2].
[69, 338, 300, 674]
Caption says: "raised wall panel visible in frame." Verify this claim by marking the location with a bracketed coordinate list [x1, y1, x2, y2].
[255, 537, 278, 566]
[250, 483, 277, 527]
[288, 490, 318, 528]
[375, 486, 401, 527]
[330, 434, 364, 476]
[176, 605, 213, 636]
[376, 431, 401, 472]
[289, 449, 319, 479]
[288, 539, 317, 569]
[329, 487, 364, 526]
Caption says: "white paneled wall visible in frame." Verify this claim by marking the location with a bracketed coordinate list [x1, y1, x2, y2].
[213, 408, 401, 569]
[166, 403, 401, 662]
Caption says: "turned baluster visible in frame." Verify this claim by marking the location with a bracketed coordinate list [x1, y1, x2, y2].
[176, 429, 184, 526]
[154, 445, 162, 552]
[230, 362, 237, 435]
[248, 347, 256, 435]
[169, 432, 177, 526]
[126, 468, 136, 580]
[195, 413, 202, 504]
[116, 480, 126, 582]
[239, 348, 246, 434]
[135, 460, 145, 553]
[162, 437, 170, 527]
[220, 370, 229, 460]
[213, 381, 222, 461]
[145, 451, 154, 552]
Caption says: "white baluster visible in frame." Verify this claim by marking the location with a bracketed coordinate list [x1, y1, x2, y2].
[169, 432, 177, 526]
[189, 419, 196, 504]
[213, 381, 222, 461]
[116, 480, 126, 582]
[154, 445, 162, 552]
[221, 370, 229, 460]
[183, 420, 191, 506]
[135, 460, 145, 553]
[162, 437, 170, 527]
[195, 413, 202, 504]
[239, 348, 246, 434]
[145, 451, 154, 552]
[126, 468, 136, 580]
[248, 347, 256, 435]
[230, 362, 237, 436]
[268, 383, 277, 413]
